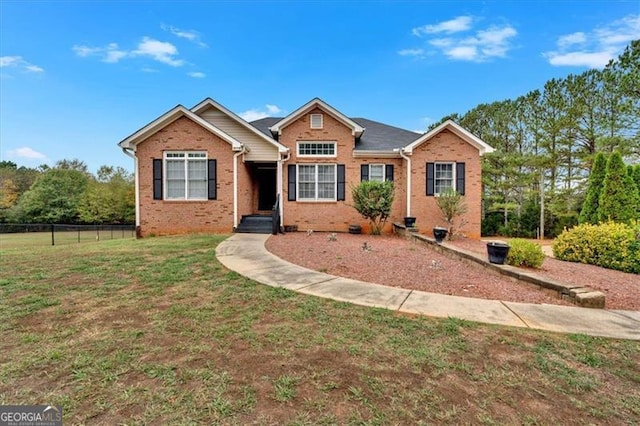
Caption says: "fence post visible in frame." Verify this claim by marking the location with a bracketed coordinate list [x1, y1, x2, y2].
[51, 224, 55, 246]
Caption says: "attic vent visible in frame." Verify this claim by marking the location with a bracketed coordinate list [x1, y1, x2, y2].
[310, 114, 323, 129]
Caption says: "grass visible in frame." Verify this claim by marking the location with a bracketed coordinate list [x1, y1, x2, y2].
[1, 234, 639, 424]
[0, 229, 134, 249]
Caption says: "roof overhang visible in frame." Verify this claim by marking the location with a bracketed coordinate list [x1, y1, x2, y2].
[118, 105, 245, 151]
[191, 98, 289, 154]
[269, 98, 365, 138]
[402, 120, 494, 155]
[352, 150, 402, 159]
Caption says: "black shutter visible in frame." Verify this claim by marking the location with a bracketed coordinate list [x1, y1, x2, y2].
[426, 162, 435, 196]
[208, 159, 217, 200]
[456, 162, 465, 195]
[153, 159, 162, 200]
[385, 164, 394, 182]
[360, 164, 369, 182]
[288, 164, 296, 201]
[337, 164, 346, 201]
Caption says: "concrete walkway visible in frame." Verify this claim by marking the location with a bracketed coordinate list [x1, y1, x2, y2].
[216, 234, 640, 340]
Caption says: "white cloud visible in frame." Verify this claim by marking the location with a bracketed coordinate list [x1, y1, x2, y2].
[402, 18, 517, 62]
[266, 104, 281, 114]
[239, 104, 283, 121]
[0, 56, 44, 73]
[74, 37, 185, 67]
[73, 43, 128, 63]
[398, 48, 425, 57]
[134, 37, 183, 67]
[412, 16, 473, 36]
[188, 71, 206, 78]
[161, 24, 208, 47]
[8, 147, 47, 160]
[544, 14, 639, 68]
[557, 32, 587, 49]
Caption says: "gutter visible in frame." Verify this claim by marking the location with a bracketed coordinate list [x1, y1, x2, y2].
[277, 150, 291, 227]
[233, 146, 248, 229]
[121, 147, 140, 227]
[398, 148, 411, 218]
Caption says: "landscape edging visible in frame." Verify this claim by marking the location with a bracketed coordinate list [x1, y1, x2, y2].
[392, 223, 606, 309]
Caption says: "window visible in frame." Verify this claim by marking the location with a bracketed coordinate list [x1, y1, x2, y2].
[164, 152, 208, 200]
[297, 164, 336, 201]
[297, 142, 336, 157]
[310, 113, 323, 129]
[434, 163, 454, 195]
[368, 164, 385, 182]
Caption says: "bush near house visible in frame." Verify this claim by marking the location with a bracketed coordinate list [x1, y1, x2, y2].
[506, 239, 545, 269]
[553, 222, 640, 274]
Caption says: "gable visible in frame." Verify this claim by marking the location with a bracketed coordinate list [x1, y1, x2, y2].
[191, 98, 288, 160]
[118, 105, 243, 151]
[269, 98, 365, 137]
[402, 120, 493, 155]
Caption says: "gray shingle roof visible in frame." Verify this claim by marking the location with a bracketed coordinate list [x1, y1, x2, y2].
[248, 117, 421, 151]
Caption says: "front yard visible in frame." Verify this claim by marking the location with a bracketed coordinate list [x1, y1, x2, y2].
[1, 235, 639, 424]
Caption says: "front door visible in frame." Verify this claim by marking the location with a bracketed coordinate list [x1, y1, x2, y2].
[256, 165, 277, 211]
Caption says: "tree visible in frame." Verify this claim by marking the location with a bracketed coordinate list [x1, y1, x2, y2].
[435, 188, 468, 240]
[78, 166, 134, 224]
[351, 181, 394, 235]
[578, 152, 607, 224]
[15, 168, 89, 223]
[598, 152, 639, 223]
[633, 165, 640, 195]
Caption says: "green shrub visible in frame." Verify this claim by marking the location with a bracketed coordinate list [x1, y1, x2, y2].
[506, 239, 545, 268]
[553, 222, 640, 274]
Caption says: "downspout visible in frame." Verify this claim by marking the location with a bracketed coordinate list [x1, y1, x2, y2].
[121, 147, 140, 228]
[278, 150, 291, 227]
[233, 146, 248, 229]
[399, 148, 411, 218]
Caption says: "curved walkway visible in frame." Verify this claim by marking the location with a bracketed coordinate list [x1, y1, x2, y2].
[216, 234, 640, 340]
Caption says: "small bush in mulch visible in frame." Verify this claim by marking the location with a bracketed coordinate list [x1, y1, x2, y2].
[506, 238, 545, 268]
[553, 221, 640, 274]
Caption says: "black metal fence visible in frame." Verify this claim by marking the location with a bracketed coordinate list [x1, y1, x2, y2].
[0, 223, 136, 247]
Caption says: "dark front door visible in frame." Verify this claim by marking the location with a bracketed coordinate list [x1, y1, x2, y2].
[256, 166, 277, 211]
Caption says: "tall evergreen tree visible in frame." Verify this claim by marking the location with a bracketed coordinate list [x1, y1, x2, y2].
[598, 152, 639, 223]
[579, 152, 608, 224]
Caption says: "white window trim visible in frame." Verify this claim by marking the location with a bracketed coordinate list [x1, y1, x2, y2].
[296, 163, 337, 202]
[368, 164, 385, 182]
[310, 113, 323, 129]
[163, 151, 208, 201]
[297, 141, 337, 158]
[434, 162, 456, 196]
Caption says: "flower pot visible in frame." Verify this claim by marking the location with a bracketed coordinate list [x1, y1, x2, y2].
[433, 227, 448, 243]
[404, 217, 416, 227]
[487, 242, 510, 264]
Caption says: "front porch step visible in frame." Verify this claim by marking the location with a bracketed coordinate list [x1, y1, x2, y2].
[236, 214, 273, 234]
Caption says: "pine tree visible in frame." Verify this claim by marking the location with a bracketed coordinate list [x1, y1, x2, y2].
[578, 153, 607, 224]
[598, 152, 640, 223]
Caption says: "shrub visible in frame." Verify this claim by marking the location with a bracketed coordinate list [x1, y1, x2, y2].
[435, 188, 468, 240]
[506, 239, 545, 269]
[553, 222, 640, 274]
[351, 181, 394, 235]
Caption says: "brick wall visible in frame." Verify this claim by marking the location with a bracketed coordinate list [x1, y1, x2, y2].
[280, 107, 406, 232]
[135, 116, 246, 236]
[408, 129, 483, 239]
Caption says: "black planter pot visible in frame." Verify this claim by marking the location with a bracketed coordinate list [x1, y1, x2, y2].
[348, 224, 362, 234]
[433, 227, 448, 243]
[487, 242, 510, 264]
[404, 217, 416, 228]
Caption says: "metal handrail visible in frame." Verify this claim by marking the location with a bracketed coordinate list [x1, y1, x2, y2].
[271, 194, 281, 235]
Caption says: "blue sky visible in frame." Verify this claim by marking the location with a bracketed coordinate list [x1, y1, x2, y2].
[1, 1, 638, 174]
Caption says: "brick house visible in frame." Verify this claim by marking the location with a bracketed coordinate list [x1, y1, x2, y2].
[118, 97, 493, 238]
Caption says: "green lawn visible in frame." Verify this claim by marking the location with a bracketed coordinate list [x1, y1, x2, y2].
[0, 229, 134, 249]
[1, 235, 638, 424]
